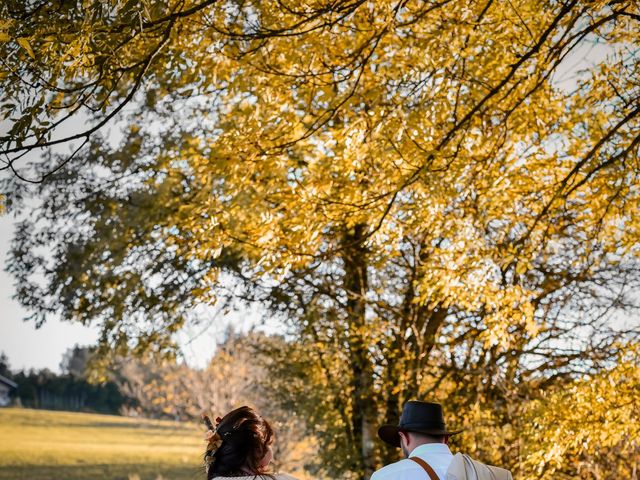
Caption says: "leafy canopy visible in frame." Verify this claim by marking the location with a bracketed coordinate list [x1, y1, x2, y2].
[2, 0, 639, 347]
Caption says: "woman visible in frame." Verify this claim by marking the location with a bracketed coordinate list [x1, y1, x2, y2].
[202, 405, 300, 480]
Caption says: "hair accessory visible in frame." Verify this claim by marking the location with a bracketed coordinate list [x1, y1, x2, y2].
[205, 429, 224, 451]
[202, 413, 215, 431]
[202, 414, 224, 470]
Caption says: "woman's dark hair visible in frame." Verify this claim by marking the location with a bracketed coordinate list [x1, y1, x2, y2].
[205, 406, 274, 479]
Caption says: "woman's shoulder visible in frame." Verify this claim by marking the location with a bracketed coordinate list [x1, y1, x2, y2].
[213, 475, 302, 480]
[212, 475, 301, 480]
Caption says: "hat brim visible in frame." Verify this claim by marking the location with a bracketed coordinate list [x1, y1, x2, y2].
[378, 425, 464, 447]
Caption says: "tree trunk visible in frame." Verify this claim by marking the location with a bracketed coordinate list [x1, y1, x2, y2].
[342, 224, 377, 479]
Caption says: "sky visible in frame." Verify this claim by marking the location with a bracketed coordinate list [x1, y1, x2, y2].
[0, 214, 99, 372]
[0, 36, 616, 374]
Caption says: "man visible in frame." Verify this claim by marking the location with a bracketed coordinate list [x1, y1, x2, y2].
[371, 400, 512, 480]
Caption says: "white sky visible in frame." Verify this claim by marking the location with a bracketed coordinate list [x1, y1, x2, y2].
[0, 215, 97, 372]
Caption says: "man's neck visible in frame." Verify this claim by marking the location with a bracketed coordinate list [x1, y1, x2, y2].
[409, 442, 450, 457]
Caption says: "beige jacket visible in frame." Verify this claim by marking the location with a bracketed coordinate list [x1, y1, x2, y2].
[446, 453, 513, 480]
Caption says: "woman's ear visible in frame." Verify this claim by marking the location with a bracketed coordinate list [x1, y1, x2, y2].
[259, 445, 273, 469]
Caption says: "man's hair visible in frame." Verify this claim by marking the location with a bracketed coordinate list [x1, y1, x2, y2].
[403, 430, 446, 444]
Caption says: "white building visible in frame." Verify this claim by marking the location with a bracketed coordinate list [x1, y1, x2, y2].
[0, 374, 17, 407]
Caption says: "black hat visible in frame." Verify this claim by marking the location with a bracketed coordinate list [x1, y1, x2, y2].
[378, 401, 463, 447]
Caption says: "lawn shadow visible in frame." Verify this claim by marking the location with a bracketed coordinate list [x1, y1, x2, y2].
[0, 463, 204, 480]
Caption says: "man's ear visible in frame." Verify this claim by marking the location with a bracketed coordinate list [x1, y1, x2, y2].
[443, 434, 450, 445]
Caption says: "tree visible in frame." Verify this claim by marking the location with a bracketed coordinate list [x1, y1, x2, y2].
[0, 352, 11, 378]
[519, 343, 640, 479]
[109, 329, 272, 421]
[60, 344, 95, 378]
[2, 1, 639, 478]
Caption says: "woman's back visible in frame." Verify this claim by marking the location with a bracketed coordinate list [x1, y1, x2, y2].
[211, 475, 299, 480]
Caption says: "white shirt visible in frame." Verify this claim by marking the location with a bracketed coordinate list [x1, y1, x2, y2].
[370, 443, 454, 480]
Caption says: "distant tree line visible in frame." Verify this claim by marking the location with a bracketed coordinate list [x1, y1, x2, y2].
[0, 347, 130, 414]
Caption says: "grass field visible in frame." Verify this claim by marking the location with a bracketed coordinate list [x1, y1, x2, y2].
[0, 408, 204, 480]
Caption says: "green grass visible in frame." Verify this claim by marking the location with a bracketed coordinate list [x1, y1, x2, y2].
[0, 408, 204, 480]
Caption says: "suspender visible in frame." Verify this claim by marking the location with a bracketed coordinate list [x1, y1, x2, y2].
[410, 457, 440, 480]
